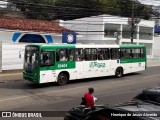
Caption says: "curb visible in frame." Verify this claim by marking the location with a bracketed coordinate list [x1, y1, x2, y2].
[0, 69, 23, 74]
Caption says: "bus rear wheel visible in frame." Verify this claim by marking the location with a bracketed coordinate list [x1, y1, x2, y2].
[57, 73, 68, 85]
[115, 68, 123, 78]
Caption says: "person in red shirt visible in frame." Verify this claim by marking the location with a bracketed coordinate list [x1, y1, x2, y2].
[84, 87, 95, 107]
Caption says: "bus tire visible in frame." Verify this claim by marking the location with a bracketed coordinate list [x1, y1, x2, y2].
[57, 73, 68, 85]
[115, 67, 123, 78]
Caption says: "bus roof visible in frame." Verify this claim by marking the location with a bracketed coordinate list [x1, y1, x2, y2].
[27, 43, 145, 48]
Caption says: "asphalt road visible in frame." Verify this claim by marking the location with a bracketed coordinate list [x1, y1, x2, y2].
[0, 66, 160, 120]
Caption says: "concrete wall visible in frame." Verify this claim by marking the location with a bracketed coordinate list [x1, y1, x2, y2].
[153, 36, 160, 57]
[2, 43, 26, 70]
[0, 30, 62, 70]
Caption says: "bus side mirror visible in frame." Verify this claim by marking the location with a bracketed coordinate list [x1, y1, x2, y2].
[19, 50, 23, 59]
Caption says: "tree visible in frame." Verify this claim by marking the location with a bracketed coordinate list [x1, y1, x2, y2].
[6, 0, 153, 20]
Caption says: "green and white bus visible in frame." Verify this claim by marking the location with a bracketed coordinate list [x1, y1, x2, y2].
[23, 44, 146, 85]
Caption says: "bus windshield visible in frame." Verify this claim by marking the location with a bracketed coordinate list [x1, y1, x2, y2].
[24, 46, 39, 70]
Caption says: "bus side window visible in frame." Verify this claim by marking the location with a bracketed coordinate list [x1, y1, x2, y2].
[120, 49, 132, 59]
[75, 49, 83, 61]
[56, 50, 60, 61]
[57, 49, 68, 62]
[111, 48, 120, 59]
[84, 48, 98, 61]
[69, 49, 74, 61]
[41, 51, 54, 67]
[132, 48, 141, 58]
[98, 49, 104, 60]
[141, 48, 144, 58]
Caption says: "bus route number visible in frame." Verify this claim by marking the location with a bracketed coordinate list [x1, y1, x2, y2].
[58, 64, 67, 68]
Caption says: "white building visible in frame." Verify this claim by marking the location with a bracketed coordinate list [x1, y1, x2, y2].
[0, 17, 70, 70]
[60, 14, 155, 57]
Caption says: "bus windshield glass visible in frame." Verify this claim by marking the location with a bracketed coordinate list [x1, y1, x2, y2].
[24, 46, 39, 70]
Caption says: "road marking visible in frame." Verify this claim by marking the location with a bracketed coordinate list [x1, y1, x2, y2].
[0, 85, 89, 102]
[0, 73, 22, 77]
[111, 80, 130, 84]
[148, 64, 160, 67]
[143, 74, 160, 79]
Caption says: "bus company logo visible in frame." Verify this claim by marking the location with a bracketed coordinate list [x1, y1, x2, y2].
[89, 62, 105, 68]
[67, 34, 74, 43]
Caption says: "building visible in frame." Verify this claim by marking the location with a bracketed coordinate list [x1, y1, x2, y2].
[60, 14, 155, 57]
[0, 17, 70, 70]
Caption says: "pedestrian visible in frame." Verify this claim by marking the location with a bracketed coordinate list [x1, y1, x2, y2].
[84, 87, 97, 108]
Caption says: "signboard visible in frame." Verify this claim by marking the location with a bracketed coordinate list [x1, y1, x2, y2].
[62, 32, 76, 44]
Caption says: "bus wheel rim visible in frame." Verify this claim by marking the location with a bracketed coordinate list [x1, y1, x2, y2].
[60, 76, 66, 84]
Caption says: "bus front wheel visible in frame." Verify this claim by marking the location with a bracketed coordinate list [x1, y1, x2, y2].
[57, 73, 68, 85]
[115, 68, 123, 78]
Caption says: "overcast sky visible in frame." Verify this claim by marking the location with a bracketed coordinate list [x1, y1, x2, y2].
[138, 0, 160, 6]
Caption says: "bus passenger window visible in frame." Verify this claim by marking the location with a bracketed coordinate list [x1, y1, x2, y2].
[69, 49, 74, 61]
[98, 49, 110, 60]
[44, 53, 48, 63]
[75, 49, 83, 61]
[41, 51, 54, 67]
[84, 48, 97, 61]
[132, 48, 141, 58]
[98, 53, 104, 60]
[57, 49, 68, 62]
[120, 49, 132, 59]
[111, 48, 120, 59]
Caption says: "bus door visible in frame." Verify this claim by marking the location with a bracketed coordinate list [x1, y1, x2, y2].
[96, 48, 110, 77]
[83, 48, 97, 78]
[110, 48, 121, 75]
[120, 49, 133, 74]
[40, 50, 56, 83]
[68, 48, 84, 80]
[131, 48, 145, 72]
[75, 61, 84, 79]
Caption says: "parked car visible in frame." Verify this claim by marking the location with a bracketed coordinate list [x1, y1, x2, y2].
[64, 87, 160, 120]
[64, 104, 159, 120]
[131, 87, 160, 105]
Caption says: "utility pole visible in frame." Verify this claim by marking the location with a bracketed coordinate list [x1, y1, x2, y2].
[131, 3, 135, 44]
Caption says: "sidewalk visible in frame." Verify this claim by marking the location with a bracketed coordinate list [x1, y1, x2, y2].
[0, 61, 159, 82]
[0, 70, 23, 82]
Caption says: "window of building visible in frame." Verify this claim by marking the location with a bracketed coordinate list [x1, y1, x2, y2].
[56, 49, 68, 62]
[19, 34, 46, 43]
[41, 51, 54, 67]
[122, 25, 137, 39]
[139, 27, 153, 40]
[139, 43, 152, 55]
[111, 48, 120, 59]
[98, 48, 110, 60]
[84, 48, 97, 61]
[104, 24, 121, 38]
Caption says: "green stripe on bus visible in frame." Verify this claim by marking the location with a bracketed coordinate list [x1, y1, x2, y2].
[120, 58, 145, 63]
[120, 44, 145, 48]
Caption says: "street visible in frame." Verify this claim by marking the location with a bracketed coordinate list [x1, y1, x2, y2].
[0, 66, 160, 120]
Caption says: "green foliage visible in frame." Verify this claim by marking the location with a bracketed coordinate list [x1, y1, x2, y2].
[7, 0, 153, 20]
